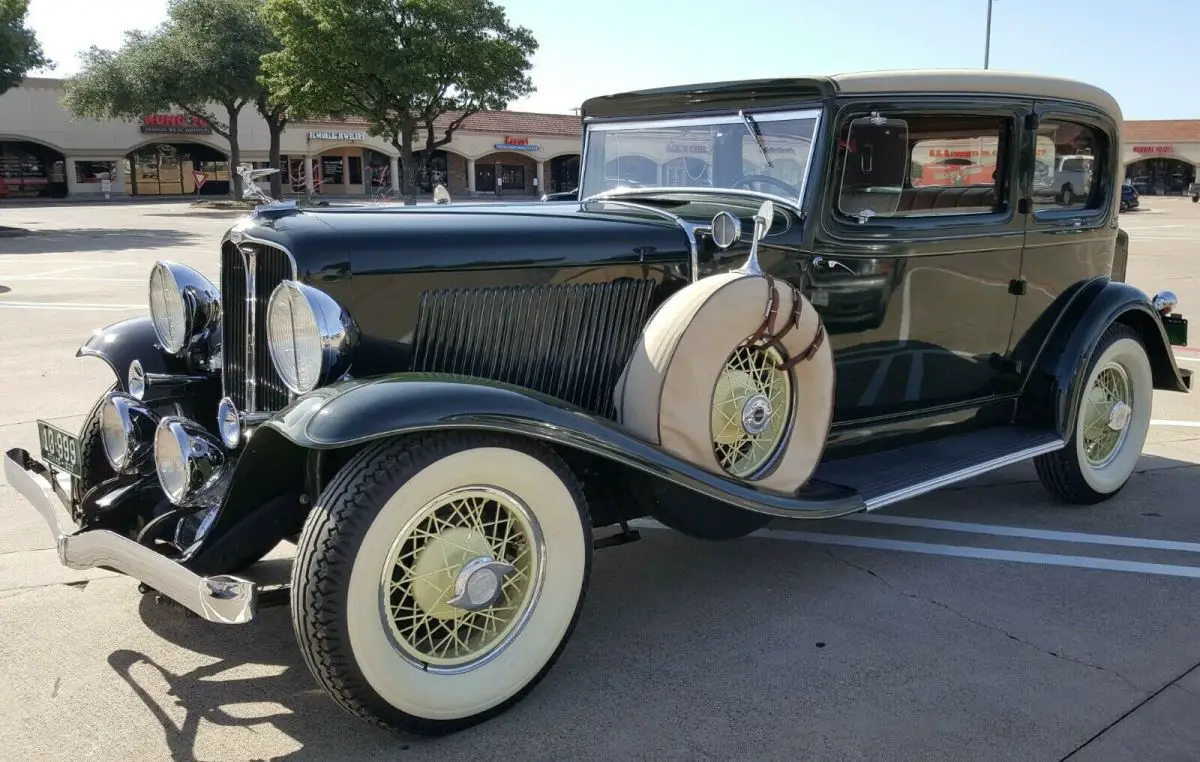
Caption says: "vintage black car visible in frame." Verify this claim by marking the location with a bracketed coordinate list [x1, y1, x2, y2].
[5, 70, 1192, 736]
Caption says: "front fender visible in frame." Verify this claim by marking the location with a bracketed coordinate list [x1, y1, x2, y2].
[1017, 278, 1188, 437]
[76, 316, 187, 392]
[187, 374, 865, 567]
[273, 375, 863, 514]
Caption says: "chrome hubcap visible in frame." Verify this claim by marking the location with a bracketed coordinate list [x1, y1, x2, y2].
[1082, 361, 1133, 468]
[381, 486, 543, 670]
[711, 344, 792, 478]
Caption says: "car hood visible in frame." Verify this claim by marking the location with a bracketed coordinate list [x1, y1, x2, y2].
[230, 201, 693, 280]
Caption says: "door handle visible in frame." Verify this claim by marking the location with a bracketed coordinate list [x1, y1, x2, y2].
[812, 256, 854, 274]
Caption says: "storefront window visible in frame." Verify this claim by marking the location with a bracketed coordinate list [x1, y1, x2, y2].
[1125, 157, 1194, 196]
[0, 141, 66, 198]
[349, 156, 363, 185]
[321, 156, 344, 184]
[74, 161, 116, 184]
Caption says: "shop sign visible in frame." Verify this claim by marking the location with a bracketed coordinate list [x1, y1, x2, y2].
[667, 142, 710, 154]
[495, 135, 540, 151]
[140, 113, 212, 134]
[1133, 145, 1174, 154]
[307, 130, 368, 141]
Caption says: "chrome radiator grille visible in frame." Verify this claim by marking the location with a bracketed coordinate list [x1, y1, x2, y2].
[220, 242, 294, 412]
[410, 279, 657, 418]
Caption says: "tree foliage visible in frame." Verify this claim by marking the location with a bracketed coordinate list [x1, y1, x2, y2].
[262, 0, 537, 203]
[63, 0, 289, 197]
[0, 0, 50, 95]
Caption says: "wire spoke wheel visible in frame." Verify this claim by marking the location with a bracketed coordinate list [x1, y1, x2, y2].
[381, 486, 544, 671]
[711, 343, 793, 478]
[1081, 361, 1133, 468]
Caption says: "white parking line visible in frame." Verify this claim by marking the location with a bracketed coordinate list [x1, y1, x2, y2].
[0, 301, 145, 311]
[758, 530, 1200, 579]
[1150, 419, 1200, 428]
[840, 514, 1200, 552]
[0, 276, 145, 283]
[633, 520, 1200, 579]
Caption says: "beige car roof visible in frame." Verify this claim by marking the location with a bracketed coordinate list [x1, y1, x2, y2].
[829, 69, 1122, 122]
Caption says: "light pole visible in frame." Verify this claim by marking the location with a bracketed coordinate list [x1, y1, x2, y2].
[984, 0, 996, 69]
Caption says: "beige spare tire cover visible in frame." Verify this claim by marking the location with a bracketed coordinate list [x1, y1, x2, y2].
[615, 271, 834, 495]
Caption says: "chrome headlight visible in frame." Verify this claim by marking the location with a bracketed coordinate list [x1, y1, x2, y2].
[148, 262, 221, 354]
[99, 392, 158, 471]
[265, 281, 359, 395]
[153, 417, 226, 507]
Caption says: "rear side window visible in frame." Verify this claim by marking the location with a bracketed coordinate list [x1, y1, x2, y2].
[836, 114, 1009, 222]
[1032, 119, 1104, 212]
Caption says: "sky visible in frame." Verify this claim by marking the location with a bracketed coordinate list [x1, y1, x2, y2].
[23, 0, 1200, 121]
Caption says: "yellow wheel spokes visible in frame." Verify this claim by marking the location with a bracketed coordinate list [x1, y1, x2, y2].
[711, 344, 792, 478]
[1081, 362, 1132, 468]
[382, 487, 542, 670]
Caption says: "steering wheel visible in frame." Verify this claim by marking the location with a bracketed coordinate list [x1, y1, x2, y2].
[734, 174, 799, 196]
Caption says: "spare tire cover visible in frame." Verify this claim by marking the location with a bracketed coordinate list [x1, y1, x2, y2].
[615, 270, 834, 495]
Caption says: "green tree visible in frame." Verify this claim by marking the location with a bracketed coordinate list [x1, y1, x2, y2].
[63, 0, 289, 199]
[262, 0, 537, 204]
[0, 0, 50, 96]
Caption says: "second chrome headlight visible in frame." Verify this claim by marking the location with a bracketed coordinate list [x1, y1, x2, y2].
[265, 280, 359, 395]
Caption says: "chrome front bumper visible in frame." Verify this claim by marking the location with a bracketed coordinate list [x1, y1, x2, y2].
[3, 447, 258, 624]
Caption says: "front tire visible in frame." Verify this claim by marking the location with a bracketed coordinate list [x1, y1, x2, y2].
[1034, 324, 1153, 505]
[291, 432, 592, 735]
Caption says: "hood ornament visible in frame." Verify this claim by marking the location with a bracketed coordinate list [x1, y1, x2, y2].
[432, 183, 452, 205]
[239, 165, 298, 219]
[735, 199, 774, 276]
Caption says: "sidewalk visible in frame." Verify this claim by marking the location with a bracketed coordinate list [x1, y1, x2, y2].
[0, 191, 543, 208]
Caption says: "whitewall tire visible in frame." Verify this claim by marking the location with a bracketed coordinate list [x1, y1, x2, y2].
[290, 432, 591, 735]
[1034, 324, 1153, 505]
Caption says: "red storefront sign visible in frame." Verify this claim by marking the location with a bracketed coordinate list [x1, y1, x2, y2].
[502, 135, 529, 146]
[1133, 145, 1173, 154]
[140, 113, 213, 135]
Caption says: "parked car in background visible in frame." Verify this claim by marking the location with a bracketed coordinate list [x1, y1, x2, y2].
[1121, 182, 1139, 212]
[6, 69, 1191, 737]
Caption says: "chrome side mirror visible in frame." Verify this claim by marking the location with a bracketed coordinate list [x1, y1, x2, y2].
[1153, 290, 1178, 315]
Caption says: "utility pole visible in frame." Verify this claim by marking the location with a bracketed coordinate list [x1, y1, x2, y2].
[984, 0, 996, 69]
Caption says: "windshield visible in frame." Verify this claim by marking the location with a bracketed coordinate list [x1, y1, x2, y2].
[579, 109, 821, 204]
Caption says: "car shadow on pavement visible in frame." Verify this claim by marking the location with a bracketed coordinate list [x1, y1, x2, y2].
[107, 454, 1200, 761]
[0, 228, 202, 255]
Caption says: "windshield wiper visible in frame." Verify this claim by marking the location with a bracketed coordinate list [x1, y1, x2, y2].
[739, 110, 774, 169]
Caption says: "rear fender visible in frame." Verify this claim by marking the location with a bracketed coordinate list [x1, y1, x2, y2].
[185, 375, 865, 569]
[1017, 279, 1187, 438]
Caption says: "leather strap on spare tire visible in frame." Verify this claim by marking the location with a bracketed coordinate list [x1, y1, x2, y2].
[615, 270, 835, 495]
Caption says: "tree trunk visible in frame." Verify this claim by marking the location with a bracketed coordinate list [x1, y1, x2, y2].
[268, 122, 283, 200]
[397, 123, 417, 206]
[226, 102, 244, 200]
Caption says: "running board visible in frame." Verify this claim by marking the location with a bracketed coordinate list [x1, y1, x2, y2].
[812, 427, 1064, 512]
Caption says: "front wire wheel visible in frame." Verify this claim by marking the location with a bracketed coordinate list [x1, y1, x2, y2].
[1035, 323, 1153, 504]
[291, 432, 591, 735]
[711, 343, 793, 479]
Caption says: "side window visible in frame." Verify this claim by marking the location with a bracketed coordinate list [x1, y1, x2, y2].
[836, 113, 1009, 221]
[1032, 119, 1104, 212]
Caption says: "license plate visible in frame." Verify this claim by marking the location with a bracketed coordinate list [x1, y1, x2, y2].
[38, 420, 82, 479]
[1164, 314, 1188, 347]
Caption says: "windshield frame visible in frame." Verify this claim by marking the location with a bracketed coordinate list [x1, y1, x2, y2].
[578, 106, 823, 210]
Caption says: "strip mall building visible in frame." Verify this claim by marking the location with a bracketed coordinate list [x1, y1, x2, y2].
[0, 77, 582, 199]
[1, 76, 1199, 200]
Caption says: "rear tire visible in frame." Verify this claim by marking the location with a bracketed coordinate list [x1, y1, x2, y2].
[1034, 324, 1152, 505]
[290, 431, 592, 735]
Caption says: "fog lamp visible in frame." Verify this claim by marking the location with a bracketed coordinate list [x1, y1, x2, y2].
[153, 417, 226, 507]
[99, 392, 158, 471]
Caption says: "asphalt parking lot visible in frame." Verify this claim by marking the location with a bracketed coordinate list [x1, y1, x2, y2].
[2, 197, 1200, 761]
